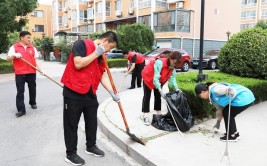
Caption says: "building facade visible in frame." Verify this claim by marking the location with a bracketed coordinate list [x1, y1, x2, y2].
[51, 0, 240, 57]
[25, 4, 52, 39]
[241, 0, 267, 30]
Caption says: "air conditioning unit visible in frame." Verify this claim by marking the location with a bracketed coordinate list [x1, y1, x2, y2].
[63, 8, 68, 13]
[31, 28, 35, 32]
[128, 8, 134, 15]
[64, 23, 68, 27]
[31, 12, 35, 16]
[176, 0, 184, 9]
[88, 4, 92, 8]
[68, 16, 71, 20]
[115, 10, 122, 17]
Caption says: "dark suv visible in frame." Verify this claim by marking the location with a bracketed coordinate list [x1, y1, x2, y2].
[191, 49, 219, 70]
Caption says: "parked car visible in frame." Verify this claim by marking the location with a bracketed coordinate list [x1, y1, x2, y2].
[191, 49, 220, 70]
[143, 48, 191, 72]
[106, 49, 123, 59]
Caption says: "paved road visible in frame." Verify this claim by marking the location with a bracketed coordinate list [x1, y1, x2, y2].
[0, 71, 140, 166]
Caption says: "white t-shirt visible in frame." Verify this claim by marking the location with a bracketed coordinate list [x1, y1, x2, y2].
[7, 45, 39, 58]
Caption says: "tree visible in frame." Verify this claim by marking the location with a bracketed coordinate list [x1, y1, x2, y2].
[219, 27, 267, 79]
[0, 0, 37, 52]
[117, 23, 154, 53]
[255, 20, 267, 30]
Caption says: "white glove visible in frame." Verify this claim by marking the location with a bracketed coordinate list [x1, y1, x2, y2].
[40, 71, 45, 76]
[226, 87, 236, 98]
[158, 88, 166, 99]
[13, 53, 22, 58]
[95, 44, 105, 56]
[109, 91, 120, 103]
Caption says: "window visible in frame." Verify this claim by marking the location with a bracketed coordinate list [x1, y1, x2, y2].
[261, 9, 267, 19]
[156, 0, 167, 8]
[96, 23, 102, 32]
[79, 10, 88, 22]
[63, 16, 67, 24]
[241, 10, 256, 20]
[240, 23, 256, 30]
[153, 10, 190, 33]
[58, 16, 63, 26]
[106, 2, 111, 16]
[87, 8, 94, 19]
[79, 0, 87, 5]
[130, 0, 135, 8]
[139, 15, 151, 27]
[78, 25, 88, 32]
[241, 0, 257, 7]
[262, 0, 267, 5]
[96, 2, 102, 17]
[72, 10, 77, 23]
[33, 10, 43, 17]
[115, 0, 122, 11]
[88, 24, 94, 32]
[138, 0, 151, 9]
[35, 25, 44, 32]
[176, 10, 190, 32]
[58, 1, 62, 11]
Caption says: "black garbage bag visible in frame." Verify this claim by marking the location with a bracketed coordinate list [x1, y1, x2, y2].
[152, 91, 194, 132]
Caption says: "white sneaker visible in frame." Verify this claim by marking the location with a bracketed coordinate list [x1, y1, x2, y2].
[143, 117, 150, 126]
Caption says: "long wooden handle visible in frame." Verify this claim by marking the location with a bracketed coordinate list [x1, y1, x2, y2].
[118, 75, 126, 92]
[20, 58, 63, 88]
[102, 54, 129, 129]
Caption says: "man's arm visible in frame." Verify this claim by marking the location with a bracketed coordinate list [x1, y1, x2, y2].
[7, 46, 16, 62]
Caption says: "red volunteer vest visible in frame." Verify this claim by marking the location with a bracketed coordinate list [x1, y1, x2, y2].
[128, 52, 144, 64]
[142, 58, 174, 90]
[61, 40, 106, 94]
[13, 42, 36, 75]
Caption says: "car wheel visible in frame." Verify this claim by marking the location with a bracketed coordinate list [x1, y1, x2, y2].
[209, 61, 217, 70]
[181, 62, 190, 72]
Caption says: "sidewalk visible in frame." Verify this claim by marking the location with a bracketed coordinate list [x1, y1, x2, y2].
[98, 86, 267, 166]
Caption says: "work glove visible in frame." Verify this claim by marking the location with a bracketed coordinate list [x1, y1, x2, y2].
[109, 91, 120, 103]
[40, 71, 45, 76]
[226, 87, 236, 98]
[158, 88, 166, 99]
[13, 53, 22, 58]
[95, 44, 105, 57]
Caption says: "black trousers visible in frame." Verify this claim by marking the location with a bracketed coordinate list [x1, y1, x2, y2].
[15, 74, 36, 113]
[131, 62, 145, 88]
[142, 82, 161, 113]
[223, 103, 252, 135]
[63, 97, 99, 156]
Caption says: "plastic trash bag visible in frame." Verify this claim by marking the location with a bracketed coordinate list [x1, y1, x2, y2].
[152, 91, 194, 132]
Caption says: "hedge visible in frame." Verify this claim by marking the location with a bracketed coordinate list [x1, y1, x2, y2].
[107, 58, 127, 68]
[169, 71, 267, 119]
[0, 59, 13, 74]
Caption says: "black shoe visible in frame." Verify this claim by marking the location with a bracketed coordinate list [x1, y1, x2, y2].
[220, 134, 239, 142]
[224, 132, 240, 139]
[85, 145, 105, 157]
[137, 86, 142, 88]
[128, 87, 135, 89]
[65, 153, 85, 166]
[16, 112, 26, 117]
[31, 105, 37, 109]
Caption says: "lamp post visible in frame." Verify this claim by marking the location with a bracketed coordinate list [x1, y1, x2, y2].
[226, 31, 231, 41]
[197, 0, 207, 82]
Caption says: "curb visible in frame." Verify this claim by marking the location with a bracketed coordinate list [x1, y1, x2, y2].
[97, 93, 173, 166]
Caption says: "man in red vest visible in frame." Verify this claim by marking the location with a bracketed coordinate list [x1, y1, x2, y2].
[141, 51, 182, 125]
[7, 31, 42, 118]
[61, 31, 120, 166]
[123, 50, 145, 89]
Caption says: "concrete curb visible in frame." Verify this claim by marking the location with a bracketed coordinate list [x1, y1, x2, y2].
[97, 95, 173, 166]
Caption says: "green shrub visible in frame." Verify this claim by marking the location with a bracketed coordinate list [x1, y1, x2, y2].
[107, 59, 127, 68]
[0, 59, 13, 74]
[219, 27, 267, 79]
[169, 71, 267, 119]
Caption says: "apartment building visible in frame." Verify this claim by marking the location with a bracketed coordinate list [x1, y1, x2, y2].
[51, 0, 240, 57]
[241, 0, 267, 30]
[25, 4, 52, 39]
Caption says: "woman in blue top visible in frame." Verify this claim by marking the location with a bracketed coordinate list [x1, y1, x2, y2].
[195, 82, 255, 142]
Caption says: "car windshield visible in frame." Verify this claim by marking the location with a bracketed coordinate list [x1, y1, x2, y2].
[204, 50, 219, 56]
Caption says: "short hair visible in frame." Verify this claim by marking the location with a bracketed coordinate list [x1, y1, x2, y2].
[20, 31, 31, 38]
[98, 31, 119, 45]
[122, 50, 129, 55]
